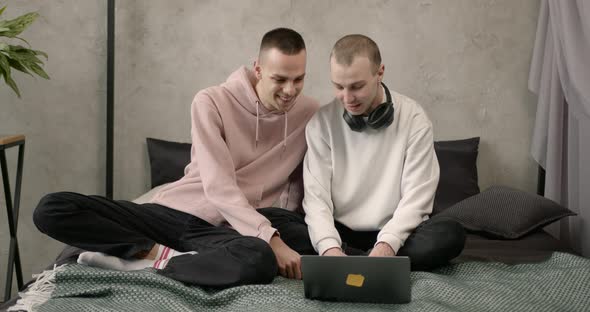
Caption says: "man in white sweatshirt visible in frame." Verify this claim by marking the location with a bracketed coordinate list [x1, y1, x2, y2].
[302, 34, 465, 270]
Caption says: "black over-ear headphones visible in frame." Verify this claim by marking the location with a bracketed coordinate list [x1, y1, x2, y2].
[342, 82, 394, 132]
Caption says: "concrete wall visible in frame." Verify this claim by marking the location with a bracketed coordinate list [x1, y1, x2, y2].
[0, 0, 540, 296]
[0, 1, 106, 296]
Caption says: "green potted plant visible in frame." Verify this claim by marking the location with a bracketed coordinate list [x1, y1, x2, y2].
[0, 5, 49, 97]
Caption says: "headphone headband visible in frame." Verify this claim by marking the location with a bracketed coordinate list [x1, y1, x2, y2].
[342, 82, 395, 132]
[382, 82, 392, 104]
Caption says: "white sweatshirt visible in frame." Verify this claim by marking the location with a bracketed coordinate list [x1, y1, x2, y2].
[302, 90, 440, 255]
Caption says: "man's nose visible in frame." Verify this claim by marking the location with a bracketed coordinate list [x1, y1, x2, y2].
[284, 82, 296, 96]
[342, 90, 354, 104]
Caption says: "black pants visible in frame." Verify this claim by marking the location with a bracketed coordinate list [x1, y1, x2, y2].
[34, 192, 465, 287]
[33, 192, 312, 288]
[256, 209, 466, 271]
[335, 218, 466, 271]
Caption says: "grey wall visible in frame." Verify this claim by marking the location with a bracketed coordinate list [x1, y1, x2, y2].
[0, 1, 106, 296]
[1, 0, 539, 296]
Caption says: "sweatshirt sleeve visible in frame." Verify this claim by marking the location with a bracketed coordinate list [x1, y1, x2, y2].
[191, 92, 277, 243]
[302, 114, 342, 255]
[376, 119, 440, 254]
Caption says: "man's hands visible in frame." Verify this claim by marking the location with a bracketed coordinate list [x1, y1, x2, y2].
[321, 243, 395, 257]
[322, 247, 347, 257]
[368, 242, 396, 257]
[269, 235, 302, 280]
[267, 237, 394, 279]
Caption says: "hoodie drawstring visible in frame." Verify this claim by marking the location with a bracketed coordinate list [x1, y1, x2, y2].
[283, 111, 288, 153]
[254, 100, 288, 156]
[255, 101, 260, 148]
[281, 112, 289, 159]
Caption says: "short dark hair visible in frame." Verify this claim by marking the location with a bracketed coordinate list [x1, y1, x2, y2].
[259, 28, 306, 57]
[330, 34, 381, 74]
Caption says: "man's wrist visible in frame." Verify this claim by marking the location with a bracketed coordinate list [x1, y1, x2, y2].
[375, 233, 402, 255]
[322, 247, 343, 255]
[270, 232, 281, 243]
[376, 242, 395, 256]
[317, 238, 342, 256]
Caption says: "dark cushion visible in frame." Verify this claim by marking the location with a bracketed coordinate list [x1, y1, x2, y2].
[432, 137, 481, 215]
[433, 185, 576, 239]
[146, 137, 191, 188]
[145, 136, 481, 206]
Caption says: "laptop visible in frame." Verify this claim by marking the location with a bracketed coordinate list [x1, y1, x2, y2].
[301, 255, 411, 304]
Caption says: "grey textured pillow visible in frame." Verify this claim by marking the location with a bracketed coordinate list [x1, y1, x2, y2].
[433, 185, 576, 239]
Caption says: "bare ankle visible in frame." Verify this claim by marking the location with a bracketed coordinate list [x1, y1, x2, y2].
[134, 244, 159, 260]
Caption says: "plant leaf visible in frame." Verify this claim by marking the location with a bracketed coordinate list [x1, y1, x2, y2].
[7, 58, 32, 75]
[15, 36, 31, 46]
[5, 45, 38, 62]
[0, 55, 8, 79]
[0, 12, 39, 38]
[28, 62, 49, 79]
[3, 70, 21, 97]
[0, 52, 10, 74]
[34, 49, 48, 59]
[2, 45, 49, 80]
[0, 8, 48, 96]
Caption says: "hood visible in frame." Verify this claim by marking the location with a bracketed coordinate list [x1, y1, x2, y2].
[222, 66, 298, 116]
[222, 66, 294, 153]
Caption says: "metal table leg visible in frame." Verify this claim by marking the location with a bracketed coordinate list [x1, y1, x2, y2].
[1, 142, 25, 302]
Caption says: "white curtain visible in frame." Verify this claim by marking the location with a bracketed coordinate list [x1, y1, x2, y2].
[529, 0, 590, 256]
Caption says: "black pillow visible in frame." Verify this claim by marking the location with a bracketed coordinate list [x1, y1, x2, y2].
[432, 137, 480, 215]
[145, 136, 481, 202]
[433, 185, 576, 239]
[146, 138, 191, 188]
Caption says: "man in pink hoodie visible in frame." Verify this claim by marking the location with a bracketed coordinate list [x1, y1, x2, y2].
[33, 28, 319, 287]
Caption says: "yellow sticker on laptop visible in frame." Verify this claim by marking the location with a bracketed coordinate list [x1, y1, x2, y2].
[346, 274, 365, 287]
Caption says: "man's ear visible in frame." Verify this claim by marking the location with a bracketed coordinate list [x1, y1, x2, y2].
[377, 64, 385, 83]
[254, 59, 263, 80]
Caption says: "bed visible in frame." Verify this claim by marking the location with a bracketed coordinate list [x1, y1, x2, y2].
[2, 137, 588, 312]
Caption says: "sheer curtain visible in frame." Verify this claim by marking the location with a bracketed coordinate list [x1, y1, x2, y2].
[529, 0, 590, 256]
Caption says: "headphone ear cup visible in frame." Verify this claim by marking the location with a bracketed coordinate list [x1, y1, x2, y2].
[343, 111, 367, 132]
[367, 102, 394, 130]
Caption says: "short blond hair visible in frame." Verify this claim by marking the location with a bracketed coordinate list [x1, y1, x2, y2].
[330, 34, 381, 74]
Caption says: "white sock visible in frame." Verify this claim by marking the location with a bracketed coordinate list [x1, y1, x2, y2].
[77, 245, 197, 271]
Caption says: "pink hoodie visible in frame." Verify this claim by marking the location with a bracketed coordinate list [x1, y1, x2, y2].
[150, 66, 319, 243]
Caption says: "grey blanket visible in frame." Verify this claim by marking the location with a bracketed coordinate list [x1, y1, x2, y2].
[10, 252, 590, 312]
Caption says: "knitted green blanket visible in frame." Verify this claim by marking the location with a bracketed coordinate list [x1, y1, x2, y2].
[10, 252, 590, 312]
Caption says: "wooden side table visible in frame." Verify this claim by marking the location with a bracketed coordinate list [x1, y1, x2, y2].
[0, 135, 25, 302]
